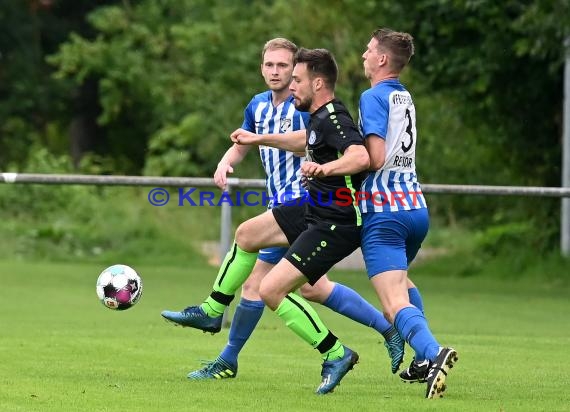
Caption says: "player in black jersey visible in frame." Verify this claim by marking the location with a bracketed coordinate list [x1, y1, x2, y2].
[271, 96, 367, 283]
[168, 48, 371, 394]
[253, 48, 370, 394]
[229, 48, 371, 393]
[300, 98, 367, 226]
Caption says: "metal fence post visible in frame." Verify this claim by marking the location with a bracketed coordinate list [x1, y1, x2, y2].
[562, 37, 570, 257]
[220, 184, 233, 327]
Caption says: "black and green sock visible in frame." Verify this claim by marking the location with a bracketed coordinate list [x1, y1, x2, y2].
[275, 293, 344, 361]
[200, 242, 257, 316]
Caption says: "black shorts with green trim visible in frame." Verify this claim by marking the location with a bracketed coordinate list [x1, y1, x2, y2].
[272, 204, 361, 285]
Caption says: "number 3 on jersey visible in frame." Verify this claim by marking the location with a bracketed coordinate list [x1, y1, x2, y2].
[401, 108, 414, 153]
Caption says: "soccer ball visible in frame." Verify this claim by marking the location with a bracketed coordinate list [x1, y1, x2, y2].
[96, 264, 143, 310]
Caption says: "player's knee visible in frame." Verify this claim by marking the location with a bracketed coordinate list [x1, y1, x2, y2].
[300, 276, 334, 303]
[299, 283, 324, 302]
[258, 281, 276, 309]
[235, 222, 257, 251]
[258, 282, 268, 301]
[241, 277, 262, 300]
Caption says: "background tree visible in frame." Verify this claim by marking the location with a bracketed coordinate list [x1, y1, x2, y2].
[389, 0, 569, 250]
[0, 0, 117, 169]
[2, 0, 568, 251]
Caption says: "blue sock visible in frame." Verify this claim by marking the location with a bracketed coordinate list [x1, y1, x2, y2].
[394, 306, 440, 361]
[408, 287, 424, 313]
[408, 287, 426, 360]
[219, 298, 265, 367]
[323, 283, 393, 335]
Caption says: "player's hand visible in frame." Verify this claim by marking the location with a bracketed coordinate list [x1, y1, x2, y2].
[214, 162, 234, 190]
[301, 161, 328, 178]
[230, 128, 258, 145]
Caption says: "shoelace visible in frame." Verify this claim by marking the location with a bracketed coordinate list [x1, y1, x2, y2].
[195, 359, 216, 371]
[196, 359, 231, 374]
[182, 306, 202, 315]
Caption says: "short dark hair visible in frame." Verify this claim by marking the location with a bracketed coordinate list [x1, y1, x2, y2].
[372, 28, 415, 71]
[294, 48, 338, 90]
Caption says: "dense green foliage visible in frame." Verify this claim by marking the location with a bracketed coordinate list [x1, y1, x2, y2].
[1, 0, 569, 254]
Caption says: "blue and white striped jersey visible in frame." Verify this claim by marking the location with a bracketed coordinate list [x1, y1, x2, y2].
[358, 79, 427, 213]
[242, 91, 310, 206]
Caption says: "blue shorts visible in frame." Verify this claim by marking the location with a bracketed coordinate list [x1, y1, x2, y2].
[258, 246, 288, 264]
[361, 208, 429, 277]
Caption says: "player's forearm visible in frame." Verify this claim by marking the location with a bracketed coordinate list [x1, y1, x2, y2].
[324, 145, 370, 176]
[255, 130, 306, 152]
[365, 135, 386, 170]
[219, 144, 250, 167]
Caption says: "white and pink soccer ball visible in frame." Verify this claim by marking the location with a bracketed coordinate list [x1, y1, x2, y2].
[96, 264, 143, 310]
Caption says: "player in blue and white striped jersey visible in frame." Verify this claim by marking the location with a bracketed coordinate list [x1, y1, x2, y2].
[358, 77, 427, 213]
[242, 90, 307, 205]
[359, 28, 458, 399]
[163, 38, 403, 381]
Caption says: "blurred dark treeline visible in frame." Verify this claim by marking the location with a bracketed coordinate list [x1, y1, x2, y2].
[0, 0, 568, 253]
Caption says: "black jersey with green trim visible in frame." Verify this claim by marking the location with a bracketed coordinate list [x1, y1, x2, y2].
[304, 99, 366, 226]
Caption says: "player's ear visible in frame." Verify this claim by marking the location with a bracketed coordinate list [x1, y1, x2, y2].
[312, 77, 323, 92]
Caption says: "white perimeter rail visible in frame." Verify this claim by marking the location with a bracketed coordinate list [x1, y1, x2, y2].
[2, 173, 570, 258]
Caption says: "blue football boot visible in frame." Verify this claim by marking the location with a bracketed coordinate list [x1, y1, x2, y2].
[187, 357, 237, 380]
[161, 306, 222, 333]
[383, 326, 405, 374]
[315, 346, 359, 395]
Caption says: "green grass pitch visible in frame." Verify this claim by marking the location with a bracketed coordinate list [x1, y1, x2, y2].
[1, 259, 569, 412]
